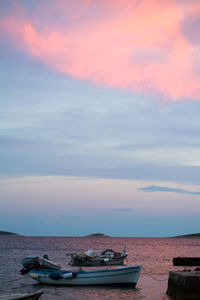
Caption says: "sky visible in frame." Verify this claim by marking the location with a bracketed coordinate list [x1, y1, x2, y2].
[0, 0, 200, 237]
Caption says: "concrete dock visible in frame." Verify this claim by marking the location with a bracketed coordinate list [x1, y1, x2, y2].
[166, 270, 200, 300]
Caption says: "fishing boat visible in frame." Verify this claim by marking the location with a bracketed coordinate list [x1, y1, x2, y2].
[0, 291, 43, 300]
[21, 255, 61, 274]
[69, 247, 128, 266]
[29, 265, 142, 287]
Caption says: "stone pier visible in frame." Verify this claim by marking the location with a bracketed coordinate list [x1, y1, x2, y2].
[166, 270, 200, 300]
[173, 257, 200, 266]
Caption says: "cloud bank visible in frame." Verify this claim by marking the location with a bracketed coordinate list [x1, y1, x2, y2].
[139, 185, 200, 195]
[1, 0, 200, 100]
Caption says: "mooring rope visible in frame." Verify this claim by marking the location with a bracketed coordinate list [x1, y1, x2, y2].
[0, 274, 29, 284]
[145, 273, 168, 281]
[142, 266, 168, 281]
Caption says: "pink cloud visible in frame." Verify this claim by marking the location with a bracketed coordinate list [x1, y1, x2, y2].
[1, 0, 200, 100]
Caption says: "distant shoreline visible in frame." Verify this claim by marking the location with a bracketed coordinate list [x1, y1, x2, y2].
[1, 231, 199, 238]
[173, 233, 200, 238]
[84, 233, 110, 238]
[0, 231, 19, 236]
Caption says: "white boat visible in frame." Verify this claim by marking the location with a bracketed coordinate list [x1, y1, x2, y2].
[29, 265, 142, 287]
[0, 291, 43, 300]
[21, 256, 61, 274]
[69, 247, 128, 266]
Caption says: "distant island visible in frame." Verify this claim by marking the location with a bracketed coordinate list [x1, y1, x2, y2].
[174, 233, 200, 238]
[0, 231, 18, 236]
[85, 233, 110, 237]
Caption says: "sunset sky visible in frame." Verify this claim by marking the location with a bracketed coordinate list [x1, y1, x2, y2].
[0, 0, 200, 237]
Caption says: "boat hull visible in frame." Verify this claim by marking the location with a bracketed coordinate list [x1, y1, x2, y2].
[0, 291, 43, 300]
[29, 265, 142, 287]
[71, 254, 127, 266]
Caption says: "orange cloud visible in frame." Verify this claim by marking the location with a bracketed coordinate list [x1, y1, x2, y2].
[1, 0, 200, 100]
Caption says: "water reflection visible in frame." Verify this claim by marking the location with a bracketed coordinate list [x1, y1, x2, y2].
[0, 236, 199, 299]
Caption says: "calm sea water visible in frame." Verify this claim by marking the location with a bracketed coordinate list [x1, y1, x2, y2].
[0, 236, 200, 299]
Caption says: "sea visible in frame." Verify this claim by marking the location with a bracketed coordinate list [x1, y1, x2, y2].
[0, 236, 200, 299]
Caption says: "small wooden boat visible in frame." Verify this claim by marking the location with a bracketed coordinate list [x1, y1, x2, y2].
[69, 248, 128, 266]
[0, 291, 43, 300]
[29, 265, 142, 287]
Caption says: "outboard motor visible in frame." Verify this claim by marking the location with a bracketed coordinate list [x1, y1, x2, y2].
[20, 256, 42, 274]
[20, 255, 61, 275]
